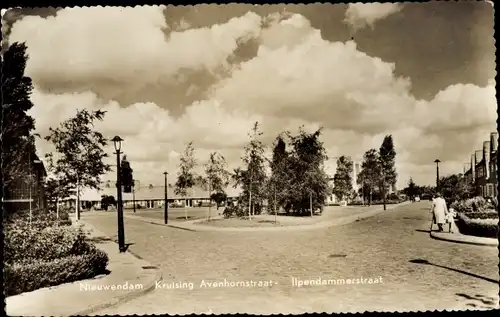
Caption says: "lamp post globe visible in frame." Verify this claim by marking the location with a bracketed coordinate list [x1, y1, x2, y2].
[112, 135, 123, 152]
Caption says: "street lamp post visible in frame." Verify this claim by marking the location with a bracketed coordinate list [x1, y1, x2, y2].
[164, 172, 168, 224]
[132, 179, 136, 214]
[434, 159, 441, 192]
[112, 136, 126, 252]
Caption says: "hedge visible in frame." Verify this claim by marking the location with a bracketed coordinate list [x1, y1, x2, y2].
[4, 249, 109, 296]
[346, 200, 405, 206]
[5, 225, 97, 265]
[456, 213, 498, 239]
[462, 211, 498, 220]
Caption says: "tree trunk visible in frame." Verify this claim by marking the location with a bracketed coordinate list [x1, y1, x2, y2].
[185, 196, 188, 219]
[208, 183, 212, 221]
[76, 174, 81, 221]
[369, 188, 372, 206]
[310, 192, 313, 217]
[248, 188, 252, 220]
[382, 182, 387, 211]
[274, 188, 277, 224]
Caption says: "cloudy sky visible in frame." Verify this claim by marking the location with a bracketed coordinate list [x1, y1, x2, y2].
[2, 2, 496, 189]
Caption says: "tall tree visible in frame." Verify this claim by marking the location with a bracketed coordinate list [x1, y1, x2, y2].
[286, 127, 330, 216]
[44, 109, 111, 220]
[204, 152, 230, 219]
[404, 177, 417, 201]
[439, 174, 475, 205]
[1, 42, 38, 201]
[239, 122, 267, 218]
[357, 148, 381, 206]
[333, 156, 354, 202]
[378, 135, 397, 210]
[175, 142, 197, 219]
[267, 133, 291, 216]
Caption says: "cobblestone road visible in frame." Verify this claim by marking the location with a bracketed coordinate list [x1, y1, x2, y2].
[83, 202, 499, 315]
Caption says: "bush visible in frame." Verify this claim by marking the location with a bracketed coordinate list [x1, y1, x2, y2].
[4, 249, 109, 296]
[223, 204, 246, 218]
[450, 197, 496, 214]
[456, 213, 498, 239]
[370, 199, 403, 205]
[347, 201, 364, 206]
[5, 225, 95, 265]
[197, 201, 216, 207]
[4, 209, 72, 230]
[5, 207, 70, 223]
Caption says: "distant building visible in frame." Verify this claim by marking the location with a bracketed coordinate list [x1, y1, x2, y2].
[76, 183, 243, 210]
[464, 132, 497, 198]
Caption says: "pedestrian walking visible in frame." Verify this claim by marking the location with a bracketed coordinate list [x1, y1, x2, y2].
[430, 192, 448, 232]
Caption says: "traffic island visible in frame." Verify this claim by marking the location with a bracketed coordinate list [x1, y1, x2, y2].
[6, 221, 163, 316]
[125, 202, 410, 232]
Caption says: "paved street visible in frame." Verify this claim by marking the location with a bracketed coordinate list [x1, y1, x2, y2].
[82, 202, 499, 314]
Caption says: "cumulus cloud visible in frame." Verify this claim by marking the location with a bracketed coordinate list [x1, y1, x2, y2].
[12, 8, 496, 189]
[9, 6, 262, 93]
[29, 87, 262, 185]
[213, 13, 496, 186]
[344, 3, 404, 31]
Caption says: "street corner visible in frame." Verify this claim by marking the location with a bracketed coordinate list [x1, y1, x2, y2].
[430, 231, 498, 247]
[75, 248, 164, 315]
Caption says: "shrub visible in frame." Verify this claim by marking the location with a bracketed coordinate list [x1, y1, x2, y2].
[450, 197, 496, 214]
[4, 249, 109, 297]
[5, 207, 71, 225]
[347, 201, 364, 206]
[4, 225, 94, 265]
[370, 199, 403, 205]
[223, 204, 246, 218]
[197, 201, 216, 207]
[456, 213, 498, 239]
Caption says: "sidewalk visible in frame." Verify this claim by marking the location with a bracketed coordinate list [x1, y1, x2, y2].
[125, 202, 410, 232]
[6, 220, 163, 316]
[430, 230, 498, 247]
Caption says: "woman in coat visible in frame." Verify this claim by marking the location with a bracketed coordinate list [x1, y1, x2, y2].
[430, 192, 448, 232]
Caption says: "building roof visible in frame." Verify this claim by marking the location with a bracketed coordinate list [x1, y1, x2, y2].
[79, 184, 243, 201]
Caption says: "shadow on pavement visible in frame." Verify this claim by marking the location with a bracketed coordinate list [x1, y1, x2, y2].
[87, 236, 113, 243]
[415, 229, 431, 233]
[409, 259, 498, 284]
[456, 293, 498, 307]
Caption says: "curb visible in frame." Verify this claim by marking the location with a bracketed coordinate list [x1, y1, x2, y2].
[73, 221, 164, 316]
[430, 231, 498, 247]
[124, 215, 198, 232]
[125, 202, 410, 232]
[74, 268, 163, 316]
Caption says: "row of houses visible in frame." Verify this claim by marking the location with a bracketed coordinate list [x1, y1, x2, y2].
[463, 131, 498, 198]
[72, 183, 243, 210]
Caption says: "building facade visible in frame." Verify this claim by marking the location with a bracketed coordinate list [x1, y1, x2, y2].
[464, 132, 498, 198]
[326, 160, 362, 204]
[3, 154, 47, 213]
